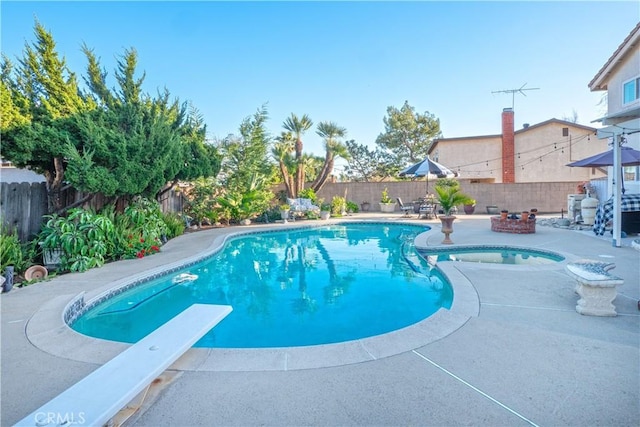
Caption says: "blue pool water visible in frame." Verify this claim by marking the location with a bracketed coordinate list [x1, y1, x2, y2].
[417, 246, 564, 265]
[72, 223, 453, 348]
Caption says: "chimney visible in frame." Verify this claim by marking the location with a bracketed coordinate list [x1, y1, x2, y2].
[501, 108, 515, 183]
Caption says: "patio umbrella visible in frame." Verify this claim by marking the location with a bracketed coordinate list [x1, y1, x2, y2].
[399, 156, 458, 193]
[566, 146, 640, 167]
[567, 146, 640, 193]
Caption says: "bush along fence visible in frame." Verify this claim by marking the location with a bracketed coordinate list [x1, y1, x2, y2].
[0, 182, 185, 243]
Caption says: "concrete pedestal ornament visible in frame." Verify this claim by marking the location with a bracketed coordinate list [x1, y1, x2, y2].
[565, 260, 624, 316]
[440, 216, 456, 244]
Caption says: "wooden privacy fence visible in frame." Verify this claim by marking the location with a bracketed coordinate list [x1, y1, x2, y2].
[0, 182, 185, 242]
[0, 182, 48, 242]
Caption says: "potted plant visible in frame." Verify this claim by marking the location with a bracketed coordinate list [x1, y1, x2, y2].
[379, 188, 396, 213]
[463, 199, 476, 215]
[501, 209, 509, 220]
[434, 185, 472, 244]
[279, 203, 291, 221]
[37, 215, 65, 270]
[360, 201, 371, 212]
[319, 202, 331, 220]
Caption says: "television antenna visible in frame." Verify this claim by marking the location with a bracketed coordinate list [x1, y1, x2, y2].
[492, 83, 540, 109]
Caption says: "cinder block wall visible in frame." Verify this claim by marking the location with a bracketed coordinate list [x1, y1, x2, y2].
[309, 181, 583, 214]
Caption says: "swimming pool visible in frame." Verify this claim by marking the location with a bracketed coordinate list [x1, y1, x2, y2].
[71, 223, 453, 348]
[417, 245, 565, 265]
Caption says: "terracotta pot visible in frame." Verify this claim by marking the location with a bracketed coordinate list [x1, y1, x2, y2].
[24, 265, 48, 281]
[500, 211, 508, 220]
[521, 211, 529, 221]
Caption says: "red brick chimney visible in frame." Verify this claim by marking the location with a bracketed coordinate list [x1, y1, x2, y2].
[501, 108, 515, 183]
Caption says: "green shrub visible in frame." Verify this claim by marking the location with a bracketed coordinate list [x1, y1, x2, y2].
[162, 212, 185, 239]
[0, 228, 27, 274]
[331, 196, 346, 216]
[184, 177, 219, 225]
[435, 178, 460, 189]
[38, 209, 114, 273]
[298, 188, 318, 204]
[116, 198, 166, 259]
[254, 206, 282, 223]
[37, 198, 167, 272]
[216, 189, 272, 223]
[346, 201, 359, 213]
[305, 210, 320, 220]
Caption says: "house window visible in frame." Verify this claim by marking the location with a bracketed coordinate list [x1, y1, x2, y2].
[623, 77, 640, 104]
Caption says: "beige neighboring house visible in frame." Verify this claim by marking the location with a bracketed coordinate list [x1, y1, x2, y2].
[589, 21, 640, 197]
[428, 109, 608, 184]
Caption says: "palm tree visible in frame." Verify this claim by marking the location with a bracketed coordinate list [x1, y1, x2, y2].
[282, 113, 313, 196]
[435, 185, 472, 216]
[303, 154, 323, 183]
[272, 131, 296, 197]
[311, 121, 349, 193]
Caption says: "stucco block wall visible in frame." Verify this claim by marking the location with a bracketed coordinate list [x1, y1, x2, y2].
[310, 181, 586, 214]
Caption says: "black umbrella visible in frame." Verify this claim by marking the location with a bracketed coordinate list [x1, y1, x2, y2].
[399, 156, 458, 193]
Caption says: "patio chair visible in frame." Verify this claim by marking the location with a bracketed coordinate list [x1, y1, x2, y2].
[397, 198, 413, 217]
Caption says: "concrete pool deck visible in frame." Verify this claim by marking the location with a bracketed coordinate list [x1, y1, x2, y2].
[2, 214, 639, 426]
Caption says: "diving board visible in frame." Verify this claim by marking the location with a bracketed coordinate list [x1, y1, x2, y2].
[15, 303, 232, 427]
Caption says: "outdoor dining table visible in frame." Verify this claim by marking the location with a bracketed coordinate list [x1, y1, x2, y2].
[592, 194, 640, 235]
[417, 198, 438, 219]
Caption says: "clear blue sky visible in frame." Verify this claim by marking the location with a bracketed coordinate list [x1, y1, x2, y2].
[2, 1, 639, 172]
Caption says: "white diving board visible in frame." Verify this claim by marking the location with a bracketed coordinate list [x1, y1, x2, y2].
[15, 303, 232, 427]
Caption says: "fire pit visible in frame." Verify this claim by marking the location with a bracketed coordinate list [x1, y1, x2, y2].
[491, 216, 536, 234]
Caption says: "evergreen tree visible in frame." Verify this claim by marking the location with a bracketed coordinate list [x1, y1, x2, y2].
[375, 100, 442, 166]
[217, 105, 275, 220]
[1, 21, 220, 212]
[0, 21, 93, 212]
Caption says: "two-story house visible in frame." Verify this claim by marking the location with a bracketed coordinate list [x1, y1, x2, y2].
[589, 22, 640, 195]
[428, 109, 607, 183]
[588, 22, 640, 246]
